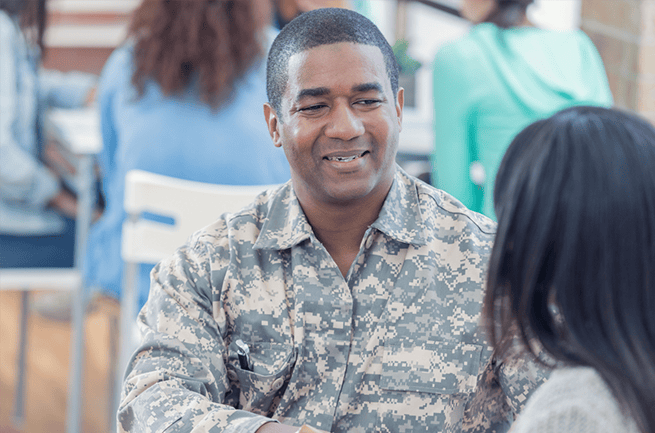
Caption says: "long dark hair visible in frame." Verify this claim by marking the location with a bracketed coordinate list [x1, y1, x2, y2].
[483, 0, 533, 28]
[128, 0, 262, 108]
[484, 106, 655, 433]
[0, 0, 47, 54]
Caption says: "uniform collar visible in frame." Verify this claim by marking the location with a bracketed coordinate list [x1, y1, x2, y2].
[253, 182, 312, 250]
[371, 167, 428, 246]
[253, 166, 428, 250]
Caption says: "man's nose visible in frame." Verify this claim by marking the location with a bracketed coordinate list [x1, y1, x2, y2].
[324, 103, 365, 141]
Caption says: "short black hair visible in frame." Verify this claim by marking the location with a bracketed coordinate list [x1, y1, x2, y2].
[484, 106, 655, 433]
[266, 8, 399, 117]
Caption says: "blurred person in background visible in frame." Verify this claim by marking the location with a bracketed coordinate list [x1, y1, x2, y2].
[271, 0, 352, 29]
[483, 105, 655, 433]
[431, 0, 612, 219]
[35, 0, 291, 320]
[0, 0, 96, 268]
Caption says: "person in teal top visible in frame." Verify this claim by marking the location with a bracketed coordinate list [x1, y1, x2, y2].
[431, 0, 613, 218]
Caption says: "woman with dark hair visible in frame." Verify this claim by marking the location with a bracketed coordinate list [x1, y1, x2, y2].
[72, 0, 290, 317]
[0, 0, 96, 268]
[431, 0, 613, 219]
[484, 106, 655, 433]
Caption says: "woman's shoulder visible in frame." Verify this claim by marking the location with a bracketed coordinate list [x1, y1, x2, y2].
[101, 43, 135, 77]
[512, 366, 639, 433]
[97, 43, 137, 101]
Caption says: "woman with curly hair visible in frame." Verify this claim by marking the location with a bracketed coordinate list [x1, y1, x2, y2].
[431, 0, 613, 219]
[76, 0, 290, 316]
[484, 106, 655, 433]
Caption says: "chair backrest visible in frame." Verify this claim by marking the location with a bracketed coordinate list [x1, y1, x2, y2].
[121, 169, 281, 264]
[115, 169, 282, 412]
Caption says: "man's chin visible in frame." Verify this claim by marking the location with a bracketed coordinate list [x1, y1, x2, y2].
[320, 181, 381, 205]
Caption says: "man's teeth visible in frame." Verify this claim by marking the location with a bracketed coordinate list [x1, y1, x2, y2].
[326, 153, 363, 162]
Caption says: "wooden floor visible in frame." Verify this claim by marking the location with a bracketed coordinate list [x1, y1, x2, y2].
[0, 291, 120, 433]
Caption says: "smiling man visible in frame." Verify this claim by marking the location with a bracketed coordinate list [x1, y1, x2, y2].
[118, 8, 545, 433]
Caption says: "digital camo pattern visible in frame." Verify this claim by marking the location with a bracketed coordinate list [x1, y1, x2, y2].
[118, 167, 547, 433]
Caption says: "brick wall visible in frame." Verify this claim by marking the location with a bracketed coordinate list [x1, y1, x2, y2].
[581, 0, 655, 125]
[42, 3, 134, 75]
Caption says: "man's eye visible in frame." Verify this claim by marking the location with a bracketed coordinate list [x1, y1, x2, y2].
[356, 99, 382, 106]
[299, 104, 327, 112]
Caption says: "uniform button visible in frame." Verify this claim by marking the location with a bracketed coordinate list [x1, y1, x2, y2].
[227, 370, 238, 381]
[272, 377, 285, 391]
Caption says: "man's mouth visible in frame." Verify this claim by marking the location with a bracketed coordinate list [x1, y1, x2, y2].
[324, 151, 368, 162]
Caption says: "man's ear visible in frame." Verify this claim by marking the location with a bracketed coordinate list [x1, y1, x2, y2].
[396, 87, 404, 132]
[263, 103, 283, 148]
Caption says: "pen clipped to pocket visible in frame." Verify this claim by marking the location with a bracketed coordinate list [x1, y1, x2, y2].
[226, 339, 297, 415]
[236, 339, 253, 371]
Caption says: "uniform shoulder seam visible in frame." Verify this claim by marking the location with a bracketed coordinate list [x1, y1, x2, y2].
[416, 183, 496, 235]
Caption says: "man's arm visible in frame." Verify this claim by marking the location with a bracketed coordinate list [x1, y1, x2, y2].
[118, 230, 330, 433]
[497, 350, 550, 417]
[461, 345, 550, 433]
[118, 234, 275, 433]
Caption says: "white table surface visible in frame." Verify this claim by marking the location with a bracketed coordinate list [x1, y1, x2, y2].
[46, 107, 102, 155]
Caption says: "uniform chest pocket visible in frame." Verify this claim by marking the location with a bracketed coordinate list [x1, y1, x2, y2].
[227, 341, 296, 417]
[375, 341, 484, 433]
[380, 340, 483, 394]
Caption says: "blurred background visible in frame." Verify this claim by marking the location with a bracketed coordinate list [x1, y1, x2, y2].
[1, 0, 653, 432]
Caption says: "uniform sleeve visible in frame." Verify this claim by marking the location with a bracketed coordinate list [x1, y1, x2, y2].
[117, 234, 274, 433]
[461, 340, 551, 432]
[0, 16, 60, 207]
[431, 44, 478, 209]
[497, 351, 550, 417]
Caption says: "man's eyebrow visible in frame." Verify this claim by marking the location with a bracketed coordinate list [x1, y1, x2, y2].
[296, 87, 330, 102]
[353, 82, 383, 94]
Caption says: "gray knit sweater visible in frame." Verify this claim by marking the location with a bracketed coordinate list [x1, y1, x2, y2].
[510, 366, 639, 433]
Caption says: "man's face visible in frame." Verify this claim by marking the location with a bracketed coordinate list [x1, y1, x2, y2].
[264, 42, 403, 206]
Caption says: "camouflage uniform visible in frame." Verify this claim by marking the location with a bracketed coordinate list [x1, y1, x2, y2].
[118, 167, 545, 433]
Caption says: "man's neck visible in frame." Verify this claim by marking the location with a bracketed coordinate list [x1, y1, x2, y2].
[298, 190, 389, 278]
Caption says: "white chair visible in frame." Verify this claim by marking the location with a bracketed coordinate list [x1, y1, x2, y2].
[110, 169, 280, 431]
[0, 269, 83, 431]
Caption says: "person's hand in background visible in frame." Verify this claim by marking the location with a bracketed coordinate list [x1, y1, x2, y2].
[84, 86, 97, 106]
[48, 189, 78, 219]
[43, 139, 77, 177]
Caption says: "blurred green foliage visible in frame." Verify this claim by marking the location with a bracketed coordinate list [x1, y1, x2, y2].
[393, 39, 422, 74]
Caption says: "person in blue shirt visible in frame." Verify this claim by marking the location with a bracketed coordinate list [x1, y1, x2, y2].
[79, 0, 290, 314]
[0, 0, 96, 268]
